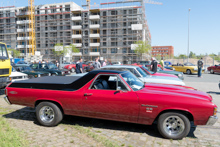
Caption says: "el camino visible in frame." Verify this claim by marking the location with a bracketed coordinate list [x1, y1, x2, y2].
[4, 70, 218, 139]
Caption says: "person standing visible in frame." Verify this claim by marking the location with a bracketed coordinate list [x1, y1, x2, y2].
[150, 57, 158, 73]
[55, 60, 59, 68]
[102, 59, 107, 66]
[93, 58, 101, 69]
[197, 57, 204, 77]
[160, 60, 164, 68]
[76, 58, 83, 74]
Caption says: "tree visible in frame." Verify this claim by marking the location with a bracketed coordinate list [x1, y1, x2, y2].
[178, 54, 187, 59]
[134, 41, 151, 60]
[155, 54, 161, 61]
[8, 48, 20, 58]
[189, 51, 196, 58]
[53, 43, 79, 60]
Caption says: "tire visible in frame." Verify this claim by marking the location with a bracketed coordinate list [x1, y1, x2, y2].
[210, 69, 214, 74]
[186, 69, 191, 75]
[36, 102, 63, 127]
[71, 68, 75, 73]
[157, 112, 190, 140]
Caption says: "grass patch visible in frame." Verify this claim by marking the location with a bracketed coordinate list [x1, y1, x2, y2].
[0, 107, 28, 146]
[72, 124, 120, 147]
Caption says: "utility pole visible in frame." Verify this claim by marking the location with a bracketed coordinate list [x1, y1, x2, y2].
[187, 8, 191, 63]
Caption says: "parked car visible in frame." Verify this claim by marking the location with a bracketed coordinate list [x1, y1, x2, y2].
[30, 63, 70, 76]
[101, 65, 185, 86]
[207, 64, 220, 74]
[4, 70, 218, 139]
[16, 60, 29, 65]
[13, 64, 50, 78]
[138, 65, 179, 78]
[171, 62, 205, 75]
[112, 61, 122, 65]
[7, 69, 28, 83]
[64, 62, 87, 73]
[60, 62, 76, 69]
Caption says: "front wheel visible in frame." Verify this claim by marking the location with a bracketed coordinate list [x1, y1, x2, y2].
[186, 69, 191, 75]
[71, 68, 75, 73]
[157, 112, 190, 140]
[36, 102, 63, 127]
[210, 69, 214, 74]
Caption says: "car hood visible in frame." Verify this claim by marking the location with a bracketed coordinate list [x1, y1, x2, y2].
[152, 72, 177, 78]
[137, 83, 212, 102]
[10, 72, 28, 77]
[139, 76, 185, 86]
[158, 70, 182, 75]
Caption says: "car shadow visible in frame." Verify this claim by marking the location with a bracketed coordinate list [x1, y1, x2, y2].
[207, 91, 220, 95]
[3, 107, 197, 139]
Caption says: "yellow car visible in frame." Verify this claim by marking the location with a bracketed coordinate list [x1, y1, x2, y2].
[171, 62, 205, 74]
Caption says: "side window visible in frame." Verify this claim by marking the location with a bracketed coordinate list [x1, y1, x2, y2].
[31, 64, 38, 69]
[128, 68, 140, 77]
[91, 75, 116, 90]
[117, 78, 128, 91]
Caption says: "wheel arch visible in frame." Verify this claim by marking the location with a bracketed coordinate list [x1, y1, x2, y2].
[154, 109, 194, 123]
[35, 99, 64, 114]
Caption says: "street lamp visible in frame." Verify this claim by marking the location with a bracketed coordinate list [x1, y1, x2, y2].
[187, 8, 191, 63]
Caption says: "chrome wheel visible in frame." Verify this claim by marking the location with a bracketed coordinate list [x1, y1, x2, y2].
[210, 69, 214, 74]
[71, 68, 75, 73]
[39, 106, 55, 123]
[163, 116, 185, 136]
[186, 69, 191, 75]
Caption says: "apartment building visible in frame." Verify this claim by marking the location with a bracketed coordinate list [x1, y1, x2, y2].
[151, 46, 174, 59]
[0, 1, 151, 63]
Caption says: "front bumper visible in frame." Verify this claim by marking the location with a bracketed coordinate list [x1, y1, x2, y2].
[206, 116, 218, 126]
[4, 96, 11, 105]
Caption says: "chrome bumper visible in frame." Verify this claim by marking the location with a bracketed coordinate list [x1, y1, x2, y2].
[4, 96, 11, 105]
[206, 116, 218, 126]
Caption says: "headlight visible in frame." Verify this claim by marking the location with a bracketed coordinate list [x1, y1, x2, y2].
[48, 73, 51, 76]
[172, 68, 175, 70]
[62, 71, 64, 75]
[194, 68, 198, 70]
[214, 107, 218, 116]
[38, 74, 41, 77]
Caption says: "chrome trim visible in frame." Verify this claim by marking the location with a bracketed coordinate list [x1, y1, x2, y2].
[141, 104, 158, 108]
[206, 116, 218, 126]
[4, 96, 11, 105]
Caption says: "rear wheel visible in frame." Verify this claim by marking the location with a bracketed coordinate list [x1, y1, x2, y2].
[36, 102, 63, 127]
[210, 69, 214, 74]
[157, 112, 190, 140]
[71, 68, 75, 73]
[186, 69, 191, 75]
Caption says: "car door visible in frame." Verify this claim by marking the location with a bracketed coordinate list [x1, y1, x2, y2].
[83, 74, 139, 123]
[217, 65, 220, 73]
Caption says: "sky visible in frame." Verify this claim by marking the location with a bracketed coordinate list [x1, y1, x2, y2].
[2, 0, 220, 56]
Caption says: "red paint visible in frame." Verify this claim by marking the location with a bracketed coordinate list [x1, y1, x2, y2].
[6, 72, 217, 126]
[64, 63, 88, 71]
[207, 65, 220, 74]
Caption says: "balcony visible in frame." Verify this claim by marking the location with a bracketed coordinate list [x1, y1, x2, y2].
[16, 20, 31, 24]
[71, 16, 81, 21]
[71, 25, 82, 30]
[90, 24, 100, 29]
[72, 43, 82, 47]
[17, 28, 32, 32]
[89, 15, 100, 20]
[72, 52, 82, 56]
[89, 43, 100, 47]
[17, 37, 32, 40]
[89, 34, 100, 38]
[72, 34, 82, 38]
[89, 52, 100, 56]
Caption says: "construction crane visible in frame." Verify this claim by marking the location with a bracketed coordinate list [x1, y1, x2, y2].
[28, 0, 36, 55]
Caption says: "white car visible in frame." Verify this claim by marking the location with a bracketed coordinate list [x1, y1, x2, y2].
[101, 65, 185, 86]
[7, 71, 28, 84]
[111, 61, 122, 65]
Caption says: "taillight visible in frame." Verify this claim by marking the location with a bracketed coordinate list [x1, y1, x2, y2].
[214, 107, 218, 116]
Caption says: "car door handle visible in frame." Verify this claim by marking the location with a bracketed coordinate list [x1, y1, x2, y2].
[84, 93, 93, 96]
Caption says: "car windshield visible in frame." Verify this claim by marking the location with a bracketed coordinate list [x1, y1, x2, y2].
[184, 62, 195, 66]
[141, 66, 154, 74]
[48, 64, 58, 69]
[121, 72, 144, 91]
[0, 44, 8, 59]
[136, 67, 148, 77]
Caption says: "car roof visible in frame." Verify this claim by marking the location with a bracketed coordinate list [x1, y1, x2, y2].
[14, 64, 29, 67]
[101, 65, 137, 68]
[89, 70, 128, 74]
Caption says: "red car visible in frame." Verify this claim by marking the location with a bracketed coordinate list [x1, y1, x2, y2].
[134, 65, 178, 78]
[207, 64, 220, 74]
[64, 62, 87, 73]
[4, 70, 218, 139]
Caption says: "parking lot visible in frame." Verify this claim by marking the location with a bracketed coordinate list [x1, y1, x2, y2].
[0, 73, 220, 147]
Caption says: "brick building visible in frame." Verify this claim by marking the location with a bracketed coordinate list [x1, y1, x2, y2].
[151, 46, 174, 59]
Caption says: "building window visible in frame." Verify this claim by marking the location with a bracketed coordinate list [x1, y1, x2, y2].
[122, 48, 127, 53]
[111, 11, 117, 15]
[111, 48, 117, 53]
[102, 48, 107, 54]
[103, 42, 106, 46]
[103, 11, 106, 16]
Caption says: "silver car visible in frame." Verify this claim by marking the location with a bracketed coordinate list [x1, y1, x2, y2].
[101, 65, 185, 86]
